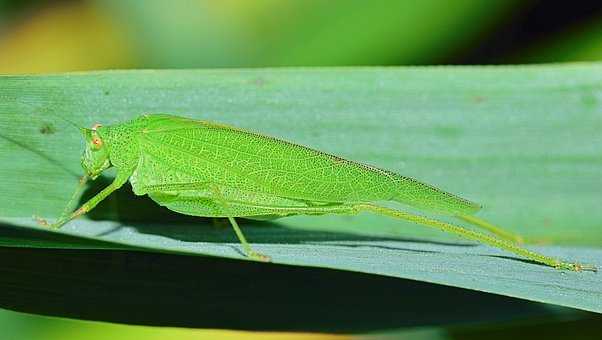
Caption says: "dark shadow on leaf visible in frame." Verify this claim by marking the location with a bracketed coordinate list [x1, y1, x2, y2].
[0, 223, 128, 249]
[484, 254, 552, 268]
[0, 246, 583, 333]
[302, 242, 441, 254]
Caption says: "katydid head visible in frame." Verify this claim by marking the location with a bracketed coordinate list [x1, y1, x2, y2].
[81, 124, 111, 179]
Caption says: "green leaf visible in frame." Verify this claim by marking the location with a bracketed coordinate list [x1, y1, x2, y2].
[1, 65, 601, 326]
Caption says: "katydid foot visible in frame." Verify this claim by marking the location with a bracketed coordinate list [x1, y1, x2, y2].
[34, 216, 63, 229]
[245, 249, 272, 262]
[556, 261, 597, 272]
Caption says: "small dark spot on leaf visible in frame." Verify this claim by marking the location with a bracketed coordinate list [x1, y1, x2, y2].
[251, 77, 267, 87]
[434, 126, 462, 138]
[581, 92, 597, 108]
[543, 218, 552, 227]
[39, 123, 56, 135]
[472, 96, 486, 103]
[104, 90, 110, 95]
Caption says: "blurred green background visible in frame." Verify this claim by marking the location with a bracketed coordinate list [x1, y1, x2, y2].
[0, 0, 601, 74]
[1, 0, 601, 339]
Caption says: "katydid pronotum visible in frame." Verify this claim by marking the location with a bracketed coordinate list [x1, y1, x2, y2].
[36, 114, 596, 271]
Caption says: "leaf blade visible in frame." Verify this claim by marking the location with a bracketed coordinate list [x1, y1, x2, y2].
[1, 65, 601, 317]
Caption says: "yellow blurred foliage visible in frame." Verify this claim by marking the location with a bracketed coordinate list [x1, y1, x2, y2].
[2, 308, 349, 340]
[0, 2, 134, 74]
[56, 320, 350, 340]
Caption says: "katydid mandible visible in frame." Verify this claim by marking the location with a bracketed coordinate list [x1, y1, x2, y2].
[36, 114, 596, 271]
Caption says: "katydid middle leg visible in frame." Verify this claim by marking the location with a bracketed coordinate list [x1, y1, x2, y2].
[145, 181, 272, 262]
[208, 184, 272, 262]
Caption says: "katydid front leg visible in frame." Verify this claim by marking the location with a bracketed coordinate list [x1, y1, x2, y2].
[56, 175, 89, 223]
[36, 172, 129, 229]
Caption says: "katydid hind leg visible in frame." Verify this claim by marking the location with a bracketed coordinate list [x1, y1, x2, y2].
[355, 203, 596, 272]
[140, 180, 591, 271]
[456, 214, 524, 244]
[222, 202, 595, 271]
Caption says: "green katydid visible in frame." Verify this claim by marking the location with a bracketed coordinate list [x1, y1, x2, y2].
[36, 114, 596, 271]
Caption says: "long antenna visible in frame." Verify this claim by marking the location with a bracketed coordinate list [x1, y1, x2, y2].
[54, 114, 83, 130]
[20, 101, 85, 130]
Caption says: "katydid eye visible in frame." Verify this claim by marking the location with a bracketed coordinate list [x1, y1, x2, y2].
[92, 137, 103, 148]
